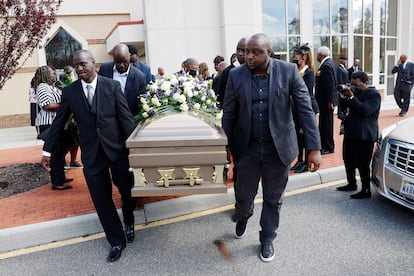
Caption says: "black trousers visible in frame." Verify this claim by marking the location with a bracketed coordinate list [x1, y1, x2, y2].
[235, 149, 289, 244]
[394, 82, 412, 112]
[342, 136, 375, 191]
[83, 146, 135, 247]
[39, 125, 66, 187]
[319, 107, 335, 151]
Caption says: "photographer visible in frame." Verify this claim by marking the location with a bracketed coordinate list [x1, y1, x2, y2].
[336, 71, 381, 199]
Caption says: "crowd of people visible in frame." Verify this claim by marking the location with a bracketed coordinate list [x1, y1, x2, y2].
[30, 35, 413, 263]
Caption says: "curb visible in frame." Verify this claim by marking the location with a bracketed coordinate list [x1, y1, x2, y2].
[0, 166, 346, 254]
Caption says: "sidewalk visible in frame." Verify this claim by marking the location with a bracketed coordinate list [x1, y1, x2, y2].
[0, 99, 412, 254]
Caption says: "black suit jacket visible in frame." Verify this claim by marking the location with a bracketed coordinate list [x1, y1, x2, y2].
[347, 66, 363, 81]
[43, 76, 135, 167]
[217, 64, 235, 107]
[98, 62, 147, 115]
[392, 62, 414, 88]
[341, 86, 381, 142]
[222, 59, 320, 166]
[315, 58, 338, 107]
[337, 64, 349, 85]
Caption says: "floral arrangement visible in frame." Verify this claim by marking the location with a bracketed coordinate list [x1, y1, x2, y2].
[135, 72, 222, 126]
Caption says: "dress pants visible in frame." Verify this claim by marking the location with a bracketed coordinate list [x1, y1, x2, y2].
[39, 125, 66, 187]
[83, 145, 135, 247]
[319, 107, 334, 151]
[235, 147, 289, 244]
[394, 82, 412, 112]
[342, 136, 375, 191]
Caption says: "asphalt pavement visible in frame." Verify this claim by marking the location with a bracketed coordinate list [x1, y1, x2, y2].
[0, 183, 413, 275]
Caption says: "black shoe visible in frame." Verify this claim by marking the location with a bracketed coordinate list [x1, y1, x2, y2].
[125, 225, 135, 243]
[290, 161, 302, 171]
[64, 178, 74, 183]
[294, 163, 308, 173]
[260, 242, 275, 262]
[321, 149, 334, 155]
[107, 244, 125, 262]
[350, 190, 371, 199]
[51, 184, 72, 190]
[235, 220, 247, 239]
[336, 184, 357, 191]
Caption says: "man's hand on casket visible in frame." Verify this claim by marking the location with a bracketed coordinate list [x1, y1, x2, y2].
[41, 156, 51, 172]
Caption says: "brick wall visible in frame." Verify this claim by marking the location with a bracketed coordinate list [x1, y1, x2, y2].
[0, 114, 31, 128]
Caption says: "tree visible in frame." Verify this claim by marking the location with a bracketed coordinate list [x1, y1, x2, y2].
[0, 0, 62, 90]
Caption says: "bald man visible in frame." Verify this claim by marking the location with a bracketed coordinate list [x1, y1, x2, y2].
[222, 33, 321, 262]
[392, 54, 414, 116]
[99, 43, 146, 115]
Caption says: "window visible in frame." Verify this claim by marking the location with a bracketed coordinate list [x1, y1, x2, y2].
[313, 0, 349, 65]
[45, 28, 82, 70]
[263, 0, 300, 61]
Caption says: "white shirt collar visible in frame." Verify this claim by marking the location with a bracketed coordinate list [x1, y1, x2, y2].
[81, 75, 98, 96]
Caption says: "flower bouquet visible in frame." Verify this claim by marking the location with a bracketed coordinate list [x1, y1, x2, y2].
[135, 72, 222, 127]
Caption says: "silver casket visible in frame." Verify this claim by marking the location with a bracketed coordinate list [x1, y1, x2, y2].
[126, 112, 228, 197]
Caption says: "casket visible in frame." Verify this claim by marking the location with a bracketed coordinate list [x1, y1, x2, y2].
[126, 112, 228, 197]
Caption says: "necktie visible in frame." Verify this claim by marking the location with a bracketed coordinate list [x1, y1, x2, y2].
[86, 85, 93, 106]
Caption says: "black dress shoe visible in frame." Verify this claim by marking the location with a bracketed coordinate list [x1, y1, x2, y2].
[64, 178, 74, 183]
[51, 184, 72, 190]
[320, 149, 334, 155]
[294, 163, 308, 173]
[350, 190, 371, 199]
[336, 184, 357, 191]
[107, 244, 125, 262]
[290, 161, 302, 171]
[125, 225, 135, 243]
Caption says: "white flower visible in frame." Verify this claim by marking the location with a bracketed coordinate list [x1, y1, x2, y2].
[172, 93, 181, 102]
[140, 97, 147, 104]
[160, 81, 171, 92]
[151, 97, 161, 107]
[180, 103, 189, 112]
[143, 104, 150, 112]
[142, 112, 149, 118]
[206, 99, 211, 105]
[194, 103, 201, 110]
[184, 86, 193, 97]
[215, 111, 223, 120]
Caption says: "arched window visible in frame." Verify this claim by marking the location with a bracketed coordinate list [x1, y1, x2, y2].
[45, 28, 82, 69]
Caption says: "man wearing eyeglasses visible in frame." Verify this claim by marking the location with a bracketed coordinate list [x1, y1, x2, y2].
[99, 43, 146, 115]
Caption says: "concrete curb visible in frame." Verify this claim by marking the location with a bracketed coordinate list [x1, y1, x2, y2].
[0, 166, 346, 254]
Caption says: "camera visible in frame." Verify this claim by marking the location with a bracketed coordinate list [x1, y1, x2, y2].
[337, 84, 355, 94]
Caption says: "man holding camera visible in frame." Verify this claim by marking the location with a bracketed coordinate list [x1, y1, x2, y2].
[336, 71, 381, 199]
[392, 54, 414, 116]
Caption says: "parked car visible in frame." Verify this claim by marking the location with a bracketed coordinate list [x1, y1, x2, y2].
[372, 116, 414, 211]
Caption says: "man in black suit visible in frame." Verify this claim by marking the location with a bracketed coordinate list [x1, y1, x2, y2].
[391, 54, 414, 116]
[347, 58, 362, 81]
[223, 33, 321, 262]
[217, 37, 247, 108]
[315, 46, 337, 154]
[336, 71, 381, 199]
[99, 43, 147, 116]
[41, 50, 136, 262]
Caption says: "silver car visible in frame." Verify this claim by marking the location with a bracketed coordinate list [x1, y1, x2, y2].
[372, 116, 414, 210]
